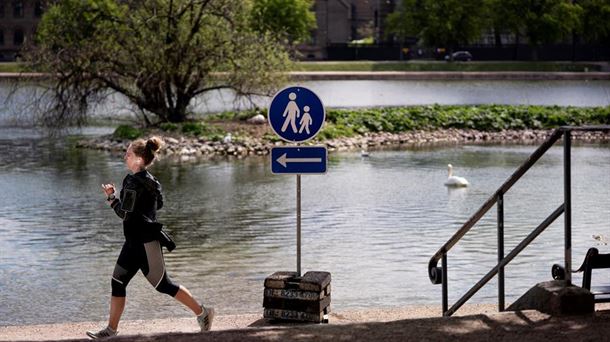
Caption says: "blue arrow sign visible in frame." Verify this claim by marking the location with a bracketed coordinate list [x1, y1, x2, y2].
[268, 86, 325, 143]
[271, 146, 327, 174]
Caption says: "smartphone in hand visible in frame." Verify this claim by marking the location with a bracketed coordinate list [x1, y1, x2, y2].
[121, 189, 137, 212]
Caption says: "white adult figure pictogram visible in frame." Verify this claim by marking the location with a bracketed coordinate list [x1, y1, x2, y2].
[281, 92, 300, 133]
[299, 105, 313, 134]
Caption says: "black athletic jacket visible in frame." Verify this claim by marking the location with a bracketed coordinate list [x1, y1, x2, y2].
[110, 170, 164, 242]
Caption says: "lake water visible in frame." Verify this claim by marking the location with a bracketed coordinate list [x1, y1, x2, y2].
[2, 79, 610, 125]
[0, 128, 608, 325]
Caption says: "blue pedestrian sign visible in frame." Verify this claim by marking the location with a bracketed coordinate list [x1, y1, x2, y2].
[268, 86, 325, 143]
[271, 146, 327, 174]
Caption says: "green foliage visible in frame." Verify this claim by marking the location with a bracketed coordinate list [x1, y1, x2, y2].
[181, 122, 207, 136]
[317, 123, 356, 140]
[159, 122, 179, 132]
[386, 0, 420, 40]
[158, 120, 226, 138]
[390, 0, 583, 58]
[490, 0, 581, 47]
[263, 133, 282, 142]
[181, 121, 226, 138]
[113, 125, 143, 139]
[204, 109, 264, 121]
[321, 105, 610, 136]
[389, 0, 490, 50]
[250, 0, 316, 44]
[29, 0, 290, 127]
[0, 63, 24, 73]
[579, 0, 610, 44]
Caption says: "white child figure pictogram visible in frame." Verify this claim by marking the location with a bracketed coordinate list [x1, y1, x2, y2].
[299, 105, 313, 134]
[281, 92, 300, 133]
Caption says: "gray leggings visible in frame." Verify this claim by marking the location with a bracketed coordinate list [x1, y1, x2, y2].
[111, 240, 180, 297]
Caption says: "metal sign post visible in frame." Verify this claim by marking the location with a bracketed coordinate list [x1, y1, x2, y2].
[297, 174, 301, 276]
[264, 86, 331, 324]
[267, 86, 327, 277]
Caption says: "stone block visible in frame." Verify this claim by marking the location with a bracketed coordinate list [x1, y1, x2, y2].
[263, 271, 331, 323]
[263, 295, 331, 314]
[264, 271, 299, 289]
[300, 271, 331, 292]
[507, 280, 594, 316]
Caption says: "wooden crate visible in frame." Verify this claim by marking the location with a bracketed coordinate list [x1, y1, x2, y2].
[263, 271, 331, 323]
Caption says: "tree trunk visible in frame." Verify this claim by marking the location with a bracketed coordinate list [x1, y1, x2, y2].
[167, 109, 187, 123]
[166, 98, 188, 122]
[571, 31, 577, 62]
[513, 32, 520, 61]
[531, 45, 539, 61]
[494, 27, 502, 48]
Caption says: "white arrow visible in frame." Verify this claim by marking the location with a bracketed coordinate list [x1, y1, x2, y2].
[277, 153, 322, 168]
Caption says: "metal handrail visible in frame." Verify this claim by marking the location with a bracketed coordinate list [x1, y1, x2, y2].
[428, 125, 610, 316]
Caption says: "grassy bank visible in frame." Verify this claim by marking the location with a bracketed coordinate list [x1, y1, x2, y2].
[0, 62, 23, 73]
[2, 61, 604, 74]
[294, 61, 603, 72]
[112, 105, 610, 141]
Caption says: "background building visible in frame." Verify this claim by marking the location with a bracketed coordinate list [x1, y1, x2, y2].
[299, 0, 395, 59]
[0, 0, 43, 61]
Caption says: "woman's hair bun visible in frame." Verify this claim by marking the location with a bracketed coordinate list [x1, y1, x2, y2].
[146, 136, 164, 153]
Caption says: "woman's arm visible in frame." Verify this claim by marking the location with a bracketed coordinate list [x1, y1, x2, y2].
[102, 182, 126, 219]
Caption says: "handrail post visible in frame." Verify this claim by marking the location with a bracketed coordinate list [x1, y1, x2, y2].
[497, 192, 505, 311]
[442, 253, 448, 315]
[564, 130, 572, 285]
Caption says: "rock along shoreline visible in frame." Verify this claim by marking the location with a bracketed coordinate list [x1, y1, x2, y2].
[76, 128, 610, 160]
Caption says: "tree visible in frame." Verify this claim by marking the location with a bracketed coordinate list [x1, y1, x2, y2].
[492, 0, 581, 60]
[387, 0, 490, 61]
[487, 0, 521, 48]
[26, 0, 291, 127]
[578, 0, 610, 44]
[385, 0, 421, 42]
[250, 0, 316, 45]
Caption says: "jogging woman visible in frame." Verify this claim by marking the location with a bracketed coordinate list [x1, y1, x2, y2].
[86, 137, 214, 339]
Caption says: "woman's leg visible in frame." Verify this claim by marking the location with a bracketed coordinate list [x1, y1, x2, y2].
[88, 243, 138, 338]
[143, 241, 204, 315]
[108, 296, 126, 330]
[108, 243, 138, 330]
[174, 285, 203, 315]
[142, 241, 214, 331]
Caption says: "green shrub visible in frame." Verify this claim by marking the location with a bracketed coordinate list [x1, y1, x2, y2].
[113, 125, 142, 140]
[181, 122, 207, 136]
[323, 105, 610, 135]
[318, 123, 356, 140]
[159, 122, 179, 132]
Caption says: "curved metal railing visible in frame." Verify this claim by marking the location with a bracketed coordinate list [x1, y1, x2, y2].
[428, 125, 610, 316]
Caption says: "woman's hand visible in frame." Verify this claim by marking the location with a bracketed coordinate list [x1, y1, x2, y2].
[102, 183, 116, 196]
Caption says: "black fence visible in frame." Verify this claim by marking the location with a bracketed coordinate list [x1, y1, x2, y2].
[325, 43, 610, 61]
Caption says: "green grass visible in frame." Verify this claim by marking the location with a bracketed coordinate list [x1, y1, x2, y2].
[113, 125, 143, 139]
[293, 61, 602, 72]
[0, 62, 24, 73]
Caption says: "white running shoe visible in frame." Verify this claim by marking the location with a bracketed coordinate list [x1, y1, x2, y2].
[197, 306, 215, 332]
[86, 326, 117, 339]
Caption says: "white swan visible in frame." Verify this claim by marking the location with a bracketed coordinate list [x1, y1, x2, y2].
[444, 164, 469, 187]
[361, 149, 370, 157]
[223, 133, 232, 144]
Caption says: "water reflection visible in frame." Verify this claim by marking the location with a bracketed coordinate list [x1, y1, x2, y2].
[0, 131, 608, 325]
[2, 80, 610, 125]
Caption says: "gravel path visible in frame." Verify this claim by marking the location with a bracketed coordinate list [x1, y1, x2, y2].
[3, 304, 610, 341]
